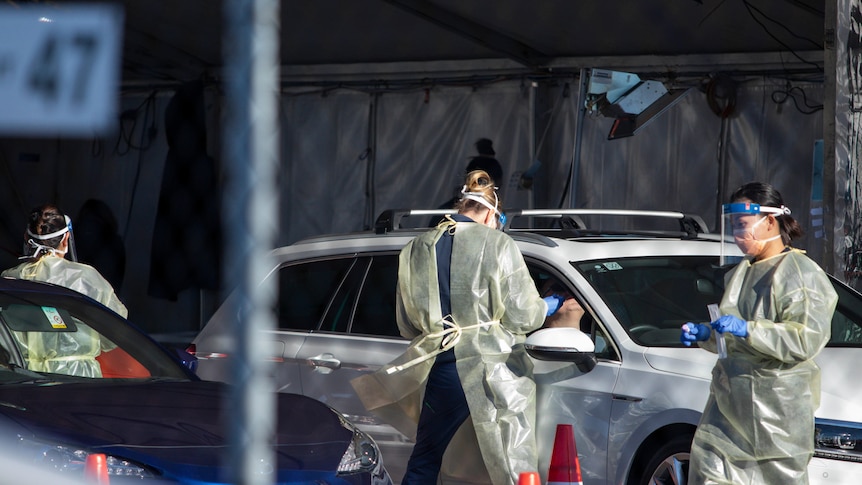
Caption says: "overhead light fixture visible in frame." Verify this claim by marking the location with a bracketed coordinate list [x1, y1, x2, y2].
[586, 69, 691, 140]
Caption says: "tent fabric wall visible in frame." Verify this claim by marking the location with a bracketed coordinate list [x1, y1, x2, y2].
[280, 90, 371, 247]
[280, 80, 533, 245]
[575, 92, 722, 229]
[722, 78, 824, 253]
[532, 77, 823, 247]
[373, 81, 532, 222]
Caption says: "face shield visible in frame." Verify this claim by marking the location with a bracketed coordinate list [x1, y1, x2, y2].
[65, 215, 78, 261]
[721, 202, 788, 262]
[24, 215, 77, 261]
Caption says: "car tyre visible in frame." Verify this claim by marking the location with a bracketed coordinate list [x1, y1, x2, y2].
[633, 434, 692, 485]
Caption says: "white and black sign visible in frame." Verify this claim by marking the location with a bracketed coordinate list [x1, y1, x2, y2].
[0, 4, 123, 136]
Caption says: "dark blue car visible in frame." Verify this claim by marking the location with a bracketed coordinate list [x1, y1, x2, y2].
[0, 277, 391, 485]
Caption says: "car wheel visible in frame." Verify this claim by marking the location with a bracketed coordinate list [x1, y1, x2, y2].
[634, 434, 692, 485]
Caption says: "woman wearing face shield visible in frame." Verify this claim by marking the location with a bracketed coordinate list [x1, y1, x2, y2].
[681, 182, 838, 484]
[352, 170, 561, 485]
[2, 204, 127, 377]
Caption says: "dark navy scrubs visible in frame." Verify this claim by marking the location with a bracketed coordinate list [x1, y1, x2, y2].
[401, 214, 474, 485]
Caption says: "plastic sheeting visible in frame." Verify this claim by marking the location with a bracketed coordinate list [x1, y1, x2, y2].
[352, 217, 546, 485]
[690, 249, 837, 483]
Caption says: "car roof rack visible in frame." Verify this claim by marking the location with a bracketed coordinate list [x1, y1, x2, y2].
[374, 209, 454, 234]
[503, 209, 709, 238]
[374, 208, 709, 239]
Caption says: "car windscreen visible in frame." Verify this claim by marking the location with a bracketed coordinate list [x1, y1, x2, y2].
[827, 276, 862, 347]
[0, 292, 191, 380]
[577, 255, 862, 348]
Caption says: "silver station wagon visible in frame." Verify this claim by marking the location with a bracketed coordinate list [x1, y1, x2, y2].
[192, 209, 862, 485]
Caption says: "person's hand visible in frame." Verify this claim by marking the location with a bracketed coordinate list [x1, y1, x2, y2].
[543, 294, 565, 316]
[543, 298, 585, 330]
[711, 315, 748, 338]
[680, 323, 710, 346]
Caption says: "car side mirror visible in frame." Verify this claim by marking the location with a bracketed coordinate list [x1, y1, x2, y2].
[173, 348, 198, 373]
[525, 327, 597, 373]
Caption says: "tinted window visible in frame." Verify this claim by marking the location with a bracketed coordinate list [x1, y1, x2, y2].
[277, 258, 355, 331]
[352, 255, 400, 337]
[828, 277, 862, 347]
[320, 258, 368, 333]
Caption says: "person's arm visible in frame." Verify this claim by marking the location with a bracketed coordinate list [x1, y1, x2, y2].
[746, 257, 837, 363]
[497, 238, 546, 335]
[62, 264, 127, 318]
[395, 283, 421, 340]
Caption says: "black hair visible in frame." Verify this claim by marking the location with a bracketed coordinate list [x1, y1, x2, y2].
[23, 204, 68, 259]
[729, 182, 803, 245]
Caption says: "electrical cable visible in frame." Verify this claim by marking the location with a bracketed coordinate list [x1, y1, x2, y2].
[742, 0, 823, 73]
[771, 84, 823, 114]
[113, 91, 158, 155]
[123, 94, 154, 241]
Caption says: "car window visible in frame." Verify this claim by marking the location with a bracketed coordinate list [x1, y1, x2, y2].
[320, 258, 369, 333]
[575, 256, 725, 346]
[351, 255, 401, 337]
[828, 277, 862, 347]
[0, 296, 189, 380]
[281, 254, 402, 338]
[276, 257, 356, 331]
[528, 262, 619, 360]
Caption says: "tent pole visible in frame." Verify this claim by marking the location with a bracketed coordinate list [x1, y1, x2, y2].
[222, 0, 280, 484]
[567, 68, 588, 208]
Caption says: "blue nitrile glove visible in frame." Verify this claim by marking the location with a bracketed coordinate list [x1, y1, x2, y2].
[680, 323, 711, 346]
[711, 315, 748, 338]
[543, 294, 565, 316]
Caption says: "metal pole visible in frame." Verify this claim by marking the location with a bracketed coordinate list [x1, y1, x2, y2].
[222, 0, 280, 484]
[567, 68, 588, 208]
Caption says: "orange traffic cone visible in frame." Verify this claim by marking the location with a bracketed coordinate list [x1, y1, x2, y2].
[84, 453, 110, 484]
[518, 471, 541, 485]
[547, 424, 583, 485]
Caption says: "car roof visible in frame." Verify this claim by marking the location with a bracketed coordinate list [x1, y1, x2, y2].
[278, 208, 731, 261]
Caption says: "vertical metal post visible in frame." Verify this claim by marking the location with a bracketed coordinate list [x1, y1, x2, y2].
[824, 0, 843, 278]
[715, 117, 731, 232]
[567, 68, 588, 208]
[222, 0, 280, 484]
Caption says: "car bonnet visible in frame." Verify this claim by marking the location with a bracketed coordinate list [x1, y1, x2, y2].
[0, 379, 355, 481]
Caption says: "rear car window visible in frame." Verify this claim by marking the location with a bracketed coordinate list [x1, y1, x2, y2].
[351, 255, 400, 337]
[276, 254, 401, 338]
[277, 258, 355, 331]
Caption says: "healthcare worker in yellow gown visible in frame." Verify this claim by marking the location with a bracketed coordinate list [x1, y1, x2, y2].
[352, 170, 560, 485]
[681, 182, 838, 484]
[2, 204, 127, 377]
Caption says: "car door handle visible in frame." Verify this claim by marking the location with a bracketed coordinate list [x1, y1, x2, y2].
[308, 353, 341, 373]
